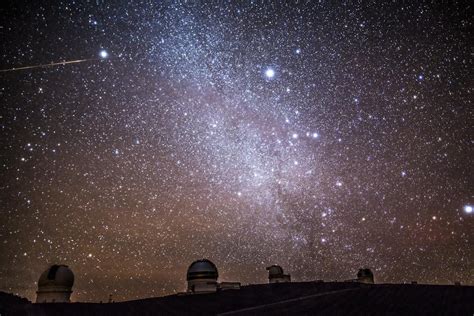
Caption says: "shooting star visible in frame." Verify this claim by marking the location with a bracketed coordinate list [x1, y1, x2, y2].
[0, 50, 109, 73]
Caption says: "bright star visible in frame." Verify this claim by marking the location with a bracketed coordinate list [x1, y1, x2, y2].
[99, 50, 108, 58]
[265, 68, 275, 79]
[464, 205, 473, 214]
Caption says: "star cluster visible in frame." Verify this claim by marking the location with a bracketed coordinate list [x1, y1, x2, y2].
[0, 1, 472, 302]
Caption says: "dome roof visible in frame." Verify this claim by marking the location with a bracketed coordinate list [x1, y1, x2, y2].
[266, 265, 284, 276]
[357, 268, 374, 278]
[38, 265, 74, 289]
[186, 259, 218, 281]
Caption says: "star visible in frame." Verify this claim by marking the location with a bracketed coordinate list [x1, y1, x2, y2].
[464, 205, 473, 214]
[264, 67, 275, 79]
[99, 50, 108, 59]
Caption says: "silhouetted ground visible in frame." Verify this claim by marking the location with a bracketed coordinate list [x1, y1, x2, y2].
[1, 282, 473, 315]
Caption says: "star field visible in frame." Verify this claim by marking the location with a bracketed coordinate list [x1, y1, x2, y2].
[0, 1, 472, 302]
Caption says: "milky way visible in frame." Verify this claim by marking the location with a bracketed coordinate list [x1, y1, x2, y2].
[0, 2, 472, 302]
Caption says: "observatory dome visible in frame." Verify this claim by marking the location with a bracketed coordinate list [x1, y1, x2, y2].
[38, 265, 74, 288]
[266, 265, 284, 276]
[357, 268, 375, 284]
[266, 264, 291, 283]
[36, 264, 74, 303]
[186, 259, 218, 281]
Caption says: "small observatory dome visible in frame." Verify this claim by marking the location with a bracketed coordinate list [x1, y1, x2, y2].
[267, 265, 284, 276]
[266, 265, 291, 283]
[357, 268, 374, 284]
[36, 264, 74, 303]
[186, 259, 219, 293]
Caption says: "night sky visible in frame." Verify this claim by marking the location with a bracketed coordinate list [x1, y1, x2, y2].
[0, 1, 472, 302]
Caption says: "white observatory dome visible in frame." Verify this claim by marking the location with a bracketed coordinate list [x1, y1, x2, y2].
[186, 259, 219, 281]
[186, 259, 219, 294]
[36, 264, 74, 303]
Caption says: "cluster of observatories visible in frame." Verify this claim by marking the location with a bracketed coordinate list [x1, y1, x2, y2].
[36, 261, 377, 303]
[0, 1, 472, 302]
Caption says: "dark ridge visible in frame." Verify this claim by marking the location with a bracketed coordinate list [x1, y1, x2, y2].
[2, 282, 474, 316]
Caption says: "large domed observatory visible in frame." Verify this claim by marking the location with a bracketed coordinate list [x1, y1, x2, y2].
[186, 259, 219, 293]
[36, 264, 74, 303]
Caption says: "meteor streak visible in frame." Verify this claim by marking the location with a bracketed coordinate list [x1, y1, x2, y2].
[0, 58, 98, 73]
